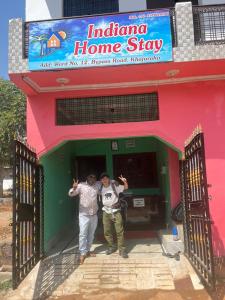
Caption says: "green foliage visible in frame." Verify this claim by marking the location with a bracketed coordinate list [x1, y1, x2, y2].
[0, 78, 26, 165]
[0, 279, 12, 291]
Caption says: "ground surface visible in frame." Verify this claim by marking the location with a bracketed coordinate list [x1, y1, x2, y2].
[0, 208, 224, 300]
[0, 202, 12, 244]
[0, 200, 12, 297]
[3, 232, 219, 300]
[0, 201, 12, 267]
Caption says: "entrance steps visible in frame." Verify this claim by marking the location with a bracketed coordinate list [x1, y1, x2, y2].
[4, 231, 207, 299]
[158, 225, 185, 255]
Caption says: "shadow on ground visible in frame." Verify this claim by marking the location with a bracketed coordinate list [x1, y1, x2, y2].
[33, 235, 80, 299]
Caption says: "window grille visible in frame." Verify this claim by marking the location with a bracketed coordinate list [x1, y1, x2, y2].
[193, 5, 225, 45]
[64, 0, 119, 17]
[56, 93, 159, 125]
[146, 0, 198, 9]
[147, 0, 175, 9]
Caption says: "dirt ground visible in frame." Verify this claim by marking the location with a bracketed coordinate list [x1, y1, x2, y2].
[0, 201, 12, 267]
[0, 203, 12, 244]
[48, 288, 213, 300]
[49, 283, 225, 300]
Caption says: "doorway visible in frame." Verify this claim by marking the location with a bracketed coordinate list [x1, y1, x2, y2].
[113, 152, 165, 230]
[75, 156, 106, 181]
[38, 136, 180, 253]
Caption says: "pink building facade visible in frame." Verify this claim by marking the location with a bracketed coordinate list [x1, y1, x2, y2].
[9, 1, 225, 263]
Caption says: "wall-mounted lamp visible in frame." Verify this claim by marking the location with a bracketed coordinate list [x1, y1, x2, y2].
[111, 140, 118, 151]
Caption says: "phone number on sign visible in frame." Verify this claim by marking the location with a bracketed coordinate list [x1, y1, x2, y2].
[129, 12, 168, 19]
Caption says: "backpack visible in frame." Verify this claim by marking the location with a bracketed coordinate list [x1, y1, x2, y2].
[171, 202, 183, 223]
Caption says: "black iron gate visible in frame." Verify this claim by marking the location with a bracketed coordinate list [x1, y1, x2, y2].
[181, 126, 215, 289]
[12, 140, 44, 289]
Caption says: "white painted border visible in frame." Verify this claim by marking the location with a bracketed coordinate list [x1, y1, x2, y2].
[22, 73, 225, 93]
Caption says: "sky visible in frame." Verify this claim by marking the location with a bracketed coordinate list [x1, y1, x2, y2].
[0, 1, 25, 79]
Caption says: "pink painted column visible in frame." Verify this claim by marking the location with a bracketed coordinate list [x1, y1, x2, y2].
[168, 148, 181, 209]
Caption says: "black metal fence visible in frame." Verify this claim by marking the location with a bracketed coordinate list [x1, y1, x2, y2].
[12, 140, 44, 289]
[193, 5, 225, 45]
[182, 131, 215, 290]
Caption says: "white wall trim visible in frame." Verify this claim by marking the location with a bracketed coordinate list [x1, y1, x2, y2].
[23, 73, 225, 93]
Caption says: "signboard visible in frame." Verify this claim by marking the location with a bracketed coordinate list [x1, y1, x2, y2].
[133, 198, 145, 208]
[125, 139, 136, 148]
[28, 10, 173, 71]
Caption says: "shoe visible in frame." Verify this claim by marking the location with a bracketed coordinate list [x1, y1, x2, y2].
[105, 247, 116, 255]
[119, 250, 128, 258]
[87, 251, 96, 257]
[174, 252, 180, 261]
[79, 255, 86, 264]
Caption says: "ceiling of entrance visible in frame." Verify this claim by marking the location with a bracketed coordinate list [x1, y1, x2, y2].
[10, 59, 225, 96]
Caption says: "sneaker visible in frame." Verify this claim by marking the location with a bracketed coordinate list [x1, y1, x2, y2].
[119, 250, 128, 258]
[86, 251, 96, 257]
[105, 247, 116, 255]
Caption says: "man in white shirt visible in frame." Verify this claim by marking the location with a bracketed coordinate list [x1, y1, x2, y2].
[99, 172, 129, 258]
[68, 174, 99, 264]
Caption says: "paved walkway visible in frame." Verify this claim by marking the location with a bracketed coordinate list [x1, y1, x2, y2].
[4, 235, 207, 300]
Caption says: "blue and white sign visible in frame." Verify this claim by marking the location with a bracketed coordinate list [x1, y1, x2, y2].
[28, 10, 173, 70]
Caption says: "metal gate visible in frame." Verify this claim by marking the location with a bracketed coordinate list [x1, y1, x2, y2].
[12, 140, 44, 289]
[181, 126, 215, 289]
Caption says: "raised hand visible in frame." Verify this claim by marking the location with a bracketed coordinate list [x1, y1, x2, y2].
[72, 178, 79, 189]
[118, 174, 127, 183]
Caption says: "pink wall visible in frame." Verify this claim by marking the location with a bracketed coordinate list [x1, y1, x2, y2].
[27, 80, 225, 255]
[168, 148, 181, 209]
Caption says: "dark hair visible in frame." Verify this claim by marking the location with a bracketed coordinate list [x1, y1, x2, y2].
[99, 172, 110, 180]
[87, 174, 96, 179]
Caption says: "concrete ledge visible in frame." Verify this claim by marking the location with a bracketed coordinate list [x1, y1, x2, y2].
[158, 229, 184, 255]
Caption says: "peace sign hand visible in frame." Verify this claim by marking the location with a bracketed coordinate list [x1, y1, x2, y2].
[72, 179, 79, 189]
[118, 174, 127, 183]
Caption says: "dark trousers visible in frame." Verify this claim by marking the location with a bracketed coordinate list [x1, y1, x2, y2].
[103, 211, 125, 250]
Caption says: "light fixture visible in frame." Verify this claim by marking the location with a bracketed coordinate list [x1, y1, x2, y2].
[56, 77, 70, 85]
[166, 69, 180, 77]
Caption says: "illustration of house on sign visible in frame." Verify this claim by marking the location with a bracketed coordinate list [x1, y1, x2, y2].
[47, 31, 66, 48]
